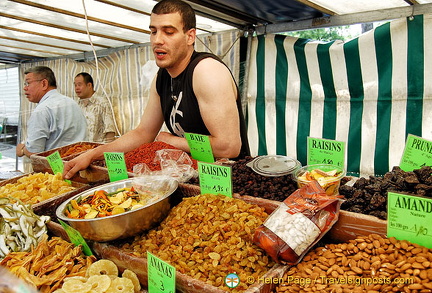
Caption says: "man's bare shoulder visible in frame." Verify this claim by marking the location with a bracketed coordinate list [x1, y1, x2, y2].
[194, 56, 231, 79]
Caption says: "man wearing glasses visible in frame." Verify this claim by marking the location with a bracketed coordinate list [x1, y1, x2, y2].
[16, 66, 87, 158]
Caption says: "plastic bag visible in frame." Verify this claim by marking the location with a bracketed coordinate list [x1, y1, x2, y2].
[133, 149, 198, 183]
[132, 174, 178, 202]
[253, 180, 343, 265]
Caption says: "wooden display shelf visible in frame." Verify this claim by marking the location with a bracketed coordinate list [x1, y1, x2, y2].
[0, 172, 91, 220]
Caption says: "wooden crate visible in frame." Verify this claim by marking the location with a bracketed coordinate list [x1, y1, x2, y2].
[30, 141, 112, 184]
[47, 184, 387, 293]
[0, 172, 91, 221]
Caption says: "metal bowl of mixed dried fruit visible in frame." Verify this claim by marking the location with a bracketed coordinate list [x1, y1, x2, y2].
[56, 177, 178, 242]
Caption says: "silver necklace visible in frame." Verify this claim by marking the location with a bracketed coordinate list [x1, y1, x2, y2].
[171, 77, 177, 101]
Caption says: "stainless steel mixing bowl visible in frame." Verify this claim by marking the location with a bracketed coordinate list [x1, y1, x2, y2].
[56, 178, 178, 242]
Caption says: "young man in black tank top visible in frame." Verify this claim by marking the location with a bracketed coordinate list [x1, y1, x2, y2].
[64, 0, 249, 179]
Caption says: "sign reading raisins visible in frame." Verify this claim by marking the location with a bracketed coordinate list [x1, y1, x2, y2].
[104, 152, 128, 182]
[198, 162, 232, 197]
[307, 137, 345, 168]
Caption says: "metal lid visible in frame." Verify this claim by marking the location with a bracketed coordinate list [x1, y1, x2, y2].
[247, 155, 301, 177]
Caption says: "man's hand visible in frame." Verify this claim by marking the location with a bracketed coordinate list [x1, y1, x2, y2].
[63, 152, 93, 179]
[16, 143, 25, 157]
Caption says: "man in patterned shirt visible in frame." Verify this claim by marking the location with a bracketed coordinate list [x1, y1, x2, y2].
[74, 72, 117, 143]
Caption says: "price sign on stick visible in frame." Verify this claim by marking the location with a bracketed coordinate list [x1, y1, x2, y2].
[198, 162, 232, 197]
[59, 219, 93, 256]
[400, 134, 432, 172]
[185, 132, 214, 163]
[307, 137, 345, 167]
[47, 151, 71, 183]
[147, 251, 176, 293]
[387, 192, 432, 249]
[104, 152, 128, 182]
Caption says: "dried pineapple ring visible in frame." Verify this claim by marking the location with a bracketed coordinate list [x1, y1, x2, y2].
[122, 269, 141, 293]
[106, 277, 134, 293]
[86, 275, 112, 293]
[87, 259, 118, 278]
[53, 289, 66, 293]
[63, 276, 88, 283]
[62, 279, 92, 293]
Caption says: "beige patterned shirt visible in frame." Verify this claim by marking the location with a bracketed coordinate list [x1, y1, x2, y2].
[78, 95, 116, 143]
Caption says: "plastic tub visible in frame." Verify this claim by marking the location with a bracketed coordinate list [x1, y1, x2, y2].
[247, 155, 301, 177]
[293, 164, 345, 196]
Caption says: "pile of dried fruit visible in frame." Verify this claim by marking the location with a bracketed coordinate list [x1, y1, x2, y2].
[121, 193, 274, 292]
[53, 259, 141, 293]
[61, 143, 98, 158]
[0, 173, 76, 205]
[0, 235, 96, 293]
[340, 166, 432, 219]
[230, 156, 298, 201]
[273, 233, 432, 292]
[0, 198, 50, 259]
[125, 141, 198, 172]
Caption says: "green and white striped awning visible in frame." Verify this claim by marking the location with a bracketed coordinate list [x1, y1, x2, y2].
[246, 14, 432, 176]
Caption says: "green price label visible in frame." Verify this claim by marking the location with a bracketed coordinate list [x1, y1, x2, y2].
[46, 151, 64, 174]
[104, 152, 128, 182]
[399, 134, 432, 172]
[185, 132, 214, 163]
[58, 219, 93, 256]
[307, 137, 345, 167]
[198, 162, 232, 197]
[147, 251, 176, 293]
[47, 151, 70, 183]
[387, 192, 432, 249]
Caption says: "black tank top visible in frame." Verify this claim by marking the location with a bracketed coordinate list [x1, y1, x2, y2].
[156, 51, 250, 159]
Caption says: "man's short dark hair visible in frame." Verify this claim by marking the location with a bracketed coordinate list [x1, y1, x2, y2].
[24, 66, 57, 87]
[75, 72, 94, 88]
[152, 0, 196, 32]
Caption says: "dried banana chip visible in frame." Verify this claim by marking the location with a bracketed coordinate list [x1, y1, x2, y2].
[121, 269, 141, 293]
[86, 275, 111, 293]
[87, 260, 118, 278]
[106, 278, 134, 293]
[62, 279, 92, 293]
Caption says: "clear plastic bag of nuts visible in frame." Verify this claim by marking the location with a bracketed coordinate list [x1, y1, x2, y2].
[253, 180, 344, 265]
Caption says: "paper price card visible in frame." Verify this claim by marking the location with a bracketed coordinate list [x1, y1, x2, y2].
[58, 219, 93, 256]
[47, 151, 71, 183]
[307, 137, 345, 167]
[147, 251, 175, 293]
[185, 132, 214, 163]
[399, 134, 432, 172]
[387, 192, 432, 249]
[198, 162, 232, 197]
[46, 151, 64, 174]
[104, 152, 128, 182]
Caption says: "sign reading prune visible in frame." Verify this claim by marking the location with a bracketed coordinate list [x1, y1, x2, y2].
[400, 134, 432, 172]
